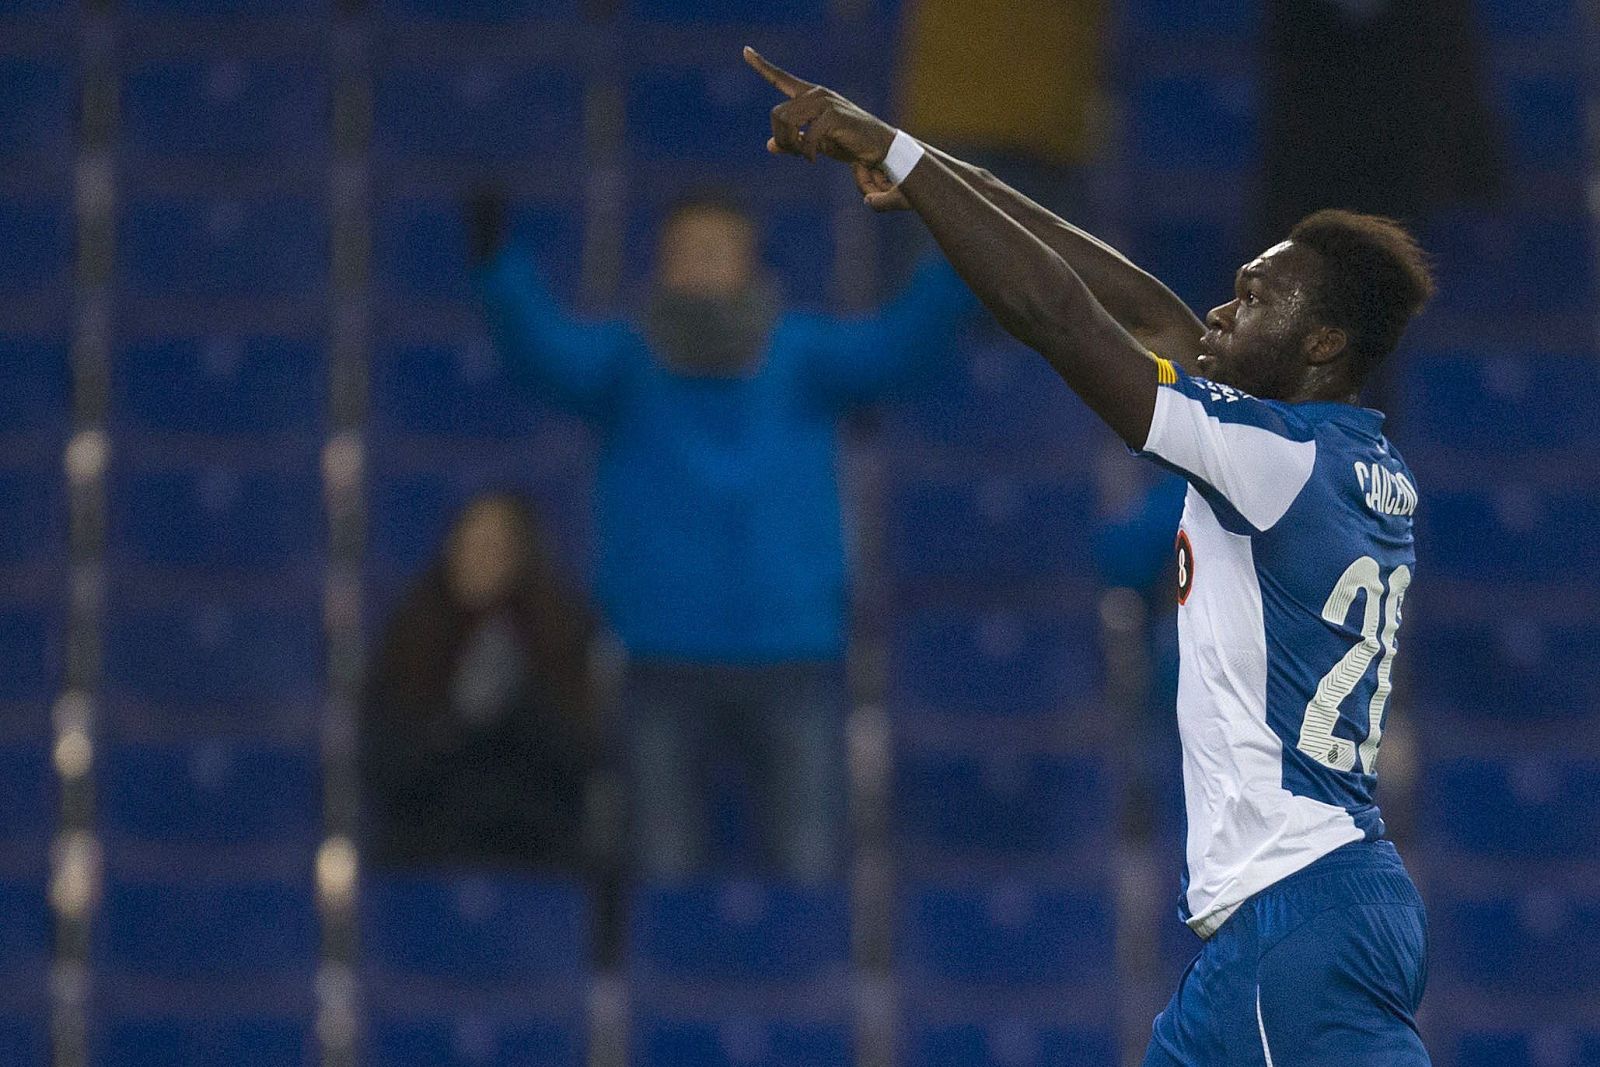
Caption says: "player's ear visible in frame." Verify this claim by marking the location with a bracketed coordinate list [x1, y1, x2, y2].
[1303, 325, 1347, 366]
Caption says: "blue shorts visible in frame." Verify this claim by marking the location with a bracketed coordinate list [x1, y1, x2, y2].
[1143, 840, 1430, 1067]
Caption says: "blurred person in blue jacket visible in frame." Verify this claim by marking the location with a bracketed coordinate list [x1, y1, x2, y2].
[467, 188, 974, 882]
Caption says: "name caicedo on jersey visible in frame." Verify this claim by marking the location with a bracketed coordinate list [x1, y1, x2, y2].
[1354, 461, 1417, 517]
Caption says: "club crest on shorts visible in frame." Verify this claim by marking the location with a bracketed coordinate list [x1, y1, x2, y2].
[1175, 529, 1195, 605]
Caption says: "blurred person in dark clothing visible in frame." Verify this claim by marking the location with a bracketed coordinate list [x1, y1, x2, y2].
[466, 189, 975, 882]
[361, 492, 597, 872]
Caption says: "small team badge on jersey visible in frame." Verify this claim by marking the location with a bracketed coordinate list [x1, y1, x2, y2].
[1175, 529, 1195, 605]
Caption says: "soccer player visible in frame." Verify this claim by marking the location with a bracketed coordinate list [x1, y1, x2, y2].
[744, 49, 1434, 1065]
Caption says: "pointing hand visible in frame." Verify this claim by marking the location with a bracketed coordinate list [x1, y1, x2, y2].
[744, 47, 896, 169]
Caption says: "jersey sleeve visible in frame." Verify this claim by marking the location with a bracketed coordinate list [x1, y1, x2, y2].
[1135, 356, 1316, 533]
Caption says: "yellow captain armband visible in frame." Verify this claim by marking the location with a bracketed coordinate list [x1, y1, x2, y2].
[1149, 352, 1178, 385]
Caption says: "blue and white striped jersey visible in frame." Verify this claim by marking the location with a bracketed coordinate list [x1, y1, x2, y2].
[1137, 359, 1418, 936]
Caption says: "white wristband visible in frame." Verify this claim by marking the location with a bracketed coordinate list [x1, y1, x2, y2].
[882, 129, 926, 186]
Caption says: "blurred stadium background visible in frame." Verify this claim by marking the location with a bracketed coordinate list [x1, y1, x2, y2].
[1, 0, 1597, 1065]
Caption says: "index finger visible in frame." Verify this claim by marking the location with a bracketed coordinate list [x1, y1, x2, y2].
[743, 46, 814, 99]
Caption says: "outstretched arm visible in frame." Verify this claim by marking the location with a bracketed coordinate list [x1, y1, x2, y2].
[746, 48, 1160, 447]
[859, 150, 1205, 371]
[475, 242, 633, 422]
[797, 256, 977, 408]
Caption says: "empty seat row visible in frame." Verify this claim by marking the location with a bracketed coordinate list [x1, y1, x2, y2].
[121, 57, 330, 165]
[1417, 486, 1600, 584]
[1433, 1026, 1600, 1067]
[885, 468, 1097, 585]
[894, 747, 1115, 866]
[0, 196, 72, 297]
[1396, 349, 1596, 453]
[1428, 881, 1600, 995]
[10, 583, 1112, 728]
[888, 604, 1102, 720]
[1406, 616, 1600, 721]
[0, 57, 72, 165]
[881, 331, 1104, 452]
[1420, 755, 1600, 860]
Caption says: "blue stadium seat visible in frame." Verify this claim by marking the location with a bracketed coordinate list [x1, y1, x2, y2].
[100, 589, 324, 716]
[901, 1015, 1119, 1067]
[629, 0, 826, 22]
[1443, 1027, 1600, 1067]
[883, 332, 1100, 452]
[897, 880, 1115, 989]
[0, 57, 71, 164]
[0, 335, 71, 440]
[1407, 617, 1600, 721]
[755, 199, 834, 312]
[0, 459, 66, 571]
[360, 871, 588, 985]
[371, 61, 583, 165]
[1425, 210, 1593, 320]
[1397, 350, 1593, 453]
[365, 1010, 584, 1067]
[374, 0, 578, 20]
[628, 62, 792, 161]
[631, 1011, 851, 1067]
[121, 56, 329, 164]
[1496, 74, 1586, 172]
[1420, 756, 1600, 859]
[1128, 75, 1257, 171]
[0, 602, 63, 711]
[894, 748, 1114, 864]
[0, 0, 71, 15]
[1475, 0, 1577, 37]
[112, 334, 326, 439]
[88, 1014, 316, 1067]
[0, 196, 72, 296]
[1429, 884, 1600, 996]
[0, 878, 51, 977]
[365, 450, 589, 585]
[370, 333, 559, 439]
[0, 742, 54, 848]
[106, 453, 325, 571]
[885, 470, 1095, 584]
[118, 194, 329, 299]
[94, 873, 319, 980]
[630, 881, 850, 986]
[0, 1013, 50, 1067]
[371, 195, 584, 308]
[1419, 487, 1600, 584]
[1130, 213, 1249, 315]
[120, 0, 328, 14]
[888, 606, 1101, 719]
[97, 739, 320, 849]
[1124, 0, 1258, 39]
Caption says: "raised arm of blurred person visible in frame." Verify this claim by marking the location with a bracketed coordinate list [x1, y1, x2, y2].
[469, 192, 636, 421]
[851, 152, 1205, 372]
[790, 253, 978, 408]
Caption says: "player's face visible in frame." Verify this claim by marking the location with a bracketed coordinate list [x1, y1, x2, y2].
[1199, 241, 1323, 399]
[657, 208, 757, 298]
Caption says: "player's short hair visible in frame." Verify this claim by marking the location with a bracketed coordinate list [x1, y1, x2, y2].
[661, 186, 753, 230]
[1288, 210, 1435, 381]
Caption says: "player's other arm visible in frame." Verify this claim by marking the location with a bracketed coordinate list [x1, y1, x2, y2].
[854, 150, 1205, 371]
[896, 155, 1160, 446]
[746, 48, 1160, 448]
